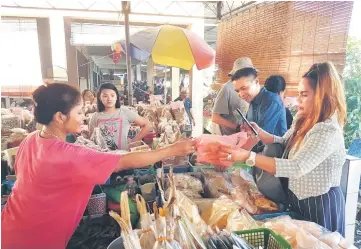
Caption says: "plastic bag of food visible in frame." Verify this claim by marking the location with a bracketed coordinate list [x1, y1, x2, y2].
[262, 216, 299, 248]
[152, 206, 173, 249]
[226, 209, 260, 232]
[171, 174, 203, 193]
[203, 173, 230, 198]
[201, 195, 239, 229]
[197, 132, 248, 149]
[252, 195, 278, 213]
[317, 231, 357, 249]
[109, 210, 142, 249]
[196, 140, 233, 167]
[136, 195, 156, 249]
[229, 187, 258, 214]
[292, 220, 324, 238]
[295, 229, 331, 249]
[175, 190, 207, 235]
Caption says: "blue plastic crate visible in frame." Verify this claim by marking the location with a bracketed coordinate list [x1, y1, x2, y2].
[162, 165, 191, 174]
[253, 211, 305, 221]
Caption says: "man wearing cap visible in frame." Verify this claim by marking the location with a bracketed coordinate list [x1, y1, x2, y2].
[231, 57, 287, 140]
[212, 60, 249, 135]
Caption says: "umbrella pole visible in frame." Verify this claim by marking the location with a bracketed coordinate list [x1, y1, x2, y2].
[122, 1, 133, 106]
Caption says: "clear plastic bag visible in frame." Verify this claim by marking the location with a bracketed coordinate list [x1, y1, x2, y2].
[175, 190, 207, 235]
[109, 211, 142, 249]
[226, 210, 260, 232]
[201, 195, 239, 229]
[136, 195, 156, 249]
[229, 187, 258, 214]
[153, 215, 173, 249]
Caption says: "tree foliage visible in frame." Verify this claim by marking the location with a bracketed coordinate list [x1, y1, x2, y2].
[343, 37, 361, 148]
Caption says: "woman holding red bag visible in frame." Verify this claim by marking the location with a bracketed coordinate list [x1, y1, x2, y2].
[214, 62, 347, 235]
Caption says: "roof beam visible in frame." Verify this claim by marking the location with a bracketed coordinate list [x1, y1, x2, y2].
[2, 5, 216, 23]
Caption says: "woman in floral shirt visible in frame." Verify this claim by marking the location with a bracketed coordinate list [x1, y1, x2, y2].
[89, 83, 151, 150]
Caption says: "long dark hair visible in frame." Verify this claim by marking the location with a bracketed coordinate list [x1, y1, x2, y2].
[97, 83, 121, 112]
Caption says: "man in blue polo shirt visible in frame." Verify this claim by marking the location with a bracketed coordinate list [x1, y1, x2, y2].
[230, 58, 287, 140]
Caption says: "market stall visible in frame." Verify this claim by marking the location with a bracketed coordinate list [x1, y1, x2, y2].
[1, 104, 360, 249]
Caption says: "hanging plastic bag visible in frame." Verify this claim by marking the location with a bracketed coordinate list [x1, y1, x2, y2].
[174, 190, 207, 236]
[109, 211, 142, 249]
[152, 205, 173, 249]
[136, 195, 156, 249]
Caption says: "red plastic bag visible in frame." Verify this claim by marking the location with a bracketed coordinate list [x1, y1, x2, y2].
[196, 132, 248, 167]
[197, 132, 248, 149]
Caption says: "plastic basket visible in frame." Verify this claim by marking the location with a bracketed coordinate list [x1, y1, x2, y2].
[253, 211, 305, 221]
[235, 228, 292, 249]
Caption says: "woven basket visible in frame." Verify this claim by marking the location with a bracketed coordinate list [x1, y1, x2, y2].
[87, 193, 106, 216]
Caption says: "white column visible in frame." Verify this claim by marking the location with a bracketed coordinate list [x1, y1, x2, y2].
[147, 58, 154, 92]
[189, 20, 204, 136]
[49, 16, 68, 82]
[136, 64, 141, 81]
[171, 67, 180, 100]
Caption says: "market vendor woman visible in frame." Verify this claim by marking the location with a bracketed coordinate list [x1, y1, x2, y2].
[1, 83, 195, 249]
[89, 83, 151, 150]
[216, 62, 347, 235]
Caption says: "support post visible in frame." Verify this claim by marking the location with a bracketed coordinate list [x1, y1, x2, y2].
[122, 1, 133, 106]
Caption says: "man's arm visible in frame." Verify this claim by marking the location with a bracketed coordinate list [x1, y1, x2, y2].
[211, 113, 237, 130]
[212, 85, 238, 130]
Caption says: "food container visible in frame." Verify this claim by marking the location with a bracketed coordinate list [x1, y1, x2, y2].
[127, 141, 151, 152]
[235, 228, 292, 249]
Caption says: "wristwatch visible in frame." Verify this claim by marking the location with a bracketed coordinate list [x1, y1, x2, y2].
[246, 151, 256, 167]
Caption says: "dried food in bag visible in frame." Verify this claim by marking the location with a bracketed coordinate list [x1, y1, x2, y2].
[171, 174, 203, 194]
[229, 187, 258, 214]
[319, 232, 357, 249]
[201, 196, 239, 229]
[252, 196, 278, 212]
[204, 174, 230, 198]
[152, 206, 173, 249]
[109, 211, 142, 249]
[226, 210, 259, 232]
[136, 195, 156, 249]
[175, 190, 207, 236]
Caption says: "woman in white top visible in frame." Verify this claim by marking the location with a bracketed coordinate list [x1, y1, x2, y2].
[89, 83, 151, 150]
[217, 62, 347, 235]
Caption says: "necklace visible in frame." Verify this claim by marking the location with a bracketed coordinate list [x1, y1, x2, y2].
[41, 130, 63, 140]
